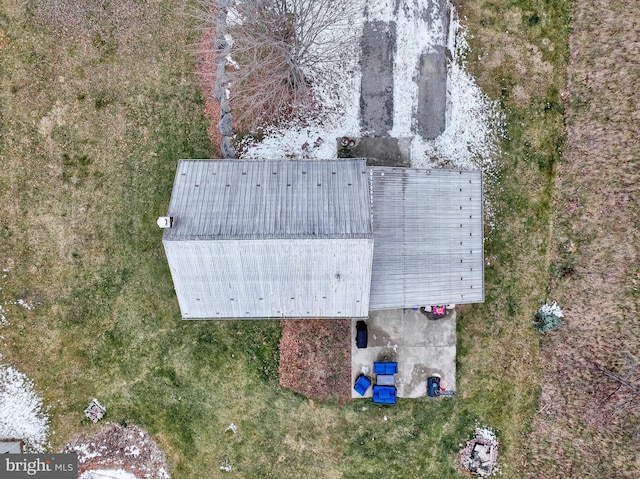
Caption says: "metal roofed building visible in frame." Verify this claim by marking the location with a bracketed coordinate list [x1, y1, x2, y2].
[162, 159, 374, 319]
[161, 159, 483, 319]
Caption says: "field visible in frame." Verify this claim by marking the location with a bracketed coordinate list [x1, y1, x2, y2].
[526, 0, 640, 476]
[0, 0, 596, 477]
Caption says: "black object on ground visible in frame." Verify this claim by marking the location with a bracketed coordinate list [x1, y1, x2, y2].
[355, 320, 368, 349]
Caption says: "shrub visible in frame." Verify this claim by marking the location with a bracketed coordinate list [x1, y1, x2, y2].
[532, 301, 564, 333]
[226, 0, 359, 130]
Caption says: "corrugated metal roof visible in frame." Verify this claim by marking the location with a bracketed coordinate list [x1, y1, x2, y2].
[164, 239, 373, 319]
[163, 159, 372, 240]
[368, 167, 484, 308]
[161, 159, 484, 319]
[162, 159, 374, 319]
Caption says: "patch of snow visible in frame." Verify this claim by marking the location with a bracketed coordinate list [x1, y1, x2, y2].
[225, 55, 239, 70]
[412, 58, 500, 170]
[387, 0, 445, 138]
[16, 298, 33, 310]
[80, 469, 138, 479]
[72, 443, 104, 461]
[539, 301, 564, 318]
[219, 458, 232, 472]
[364, 0, 394, 20]
[124, 445, 141, 457]
[0, 365, 49, 452]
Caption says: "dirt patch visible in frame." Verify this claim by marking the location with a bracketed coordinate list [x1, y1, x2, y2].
[527, 0, 640, 477]
[279, 319, 352, 402]
[0, 28, 9, 51]
[62, 423, 170, 479]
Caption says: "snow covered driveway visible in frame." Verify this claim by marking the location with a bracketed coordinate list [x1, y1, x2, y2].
[241, 0, 500, 173]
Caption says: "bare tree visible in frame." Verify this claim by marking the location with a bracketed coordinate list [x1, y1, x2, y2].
[225, 0, 360, 130]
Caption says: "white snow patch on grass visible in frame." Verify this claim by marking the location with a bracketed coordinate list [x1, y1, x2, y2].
[16, 299, 33, 310]
[539, 301, 564, 318]
[219, 457, 232, 472]
[0, 365, 49, 452]
[80, 469, 139, 479]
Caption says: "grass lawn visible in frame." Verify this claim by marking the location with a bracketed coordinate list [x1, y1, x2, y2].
[0, 0, 570, 477]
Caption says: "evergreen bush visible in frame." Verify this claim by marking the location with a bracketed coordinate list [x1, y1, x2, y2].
[533, 301, 564, 333]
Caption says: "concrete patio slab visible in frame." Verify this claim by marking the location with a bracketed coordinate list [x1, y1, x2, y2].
[351, 308, 456, 399]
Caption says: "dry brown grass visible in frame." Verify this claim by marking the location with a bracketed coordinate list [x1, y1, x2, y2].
[279, 319, 351, 402]
[527, 1, 640, 477]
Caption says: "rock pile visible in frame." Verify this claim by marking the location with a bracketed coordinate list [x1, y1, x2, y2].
[63, 423, 170, 479]
[459, 427, 499, 476]
[212, 0, 236, 158]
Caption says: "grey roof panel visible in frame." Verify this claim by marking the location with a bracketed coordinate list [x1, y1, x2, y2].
[368, 167, 484, 308]
[164, 238, 373, 319]
[163, 159, 372, 240]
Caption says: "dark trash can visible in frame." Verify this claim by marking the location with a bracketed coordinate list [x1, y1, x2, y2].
[356, 320, 368, 349]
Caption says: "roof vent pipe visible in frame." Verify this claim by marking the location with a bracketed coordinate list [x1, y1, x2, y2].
[157, 216, 174, 229]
